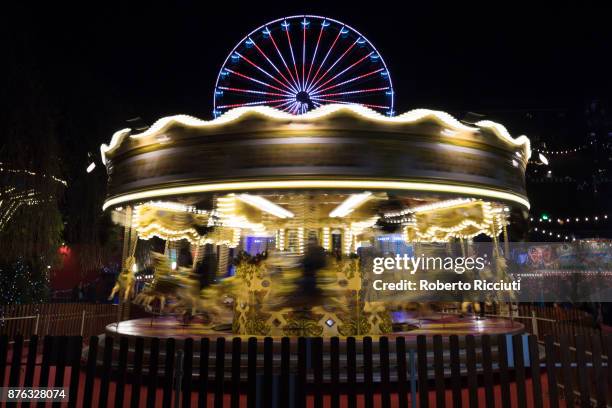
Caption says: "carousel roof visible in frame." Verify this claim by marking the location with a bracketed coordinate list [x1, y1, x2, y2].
[100, 104, 531, 211]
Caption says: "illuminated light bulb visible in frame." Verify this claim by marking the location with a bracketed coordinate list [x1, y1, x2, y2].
[329, 192, 372, 217]
[538, 153, 549, 165]
[171, 261, 177, 270]
[105, 105, 533, 163]
[132, 264, 138, 272]
[237, 194, 294, 218]
[103, 180, 530, 211]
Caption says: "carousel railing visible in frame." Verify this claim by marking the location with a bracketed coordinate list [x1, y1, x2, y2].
[0, 303, 118, 339]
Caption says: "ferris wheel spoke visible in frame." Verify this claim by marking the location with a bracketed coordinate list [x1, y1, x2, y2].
[286, 101, 300, 114]
[250, 37, 299, 94]
[313, 86, 390, 99]
[283, 22, 302, 91]
[309, 52, 373, 95]
[236, 52, 297, 94]
[267, 28, 302, 92]
[225, 68, 294, 95]
[293, 102, 303, 115]
[309, 97, 389, 110]
[306, 28, 343, 92]
[310, 68, 384, 95]
[217, 86, 293, 98]
[217, 98, 295, 109]
[305, 24, 325, 89]
[270, 100, 297, 110]
[306, 39, 358, 93]
[302, 18, 307, 91]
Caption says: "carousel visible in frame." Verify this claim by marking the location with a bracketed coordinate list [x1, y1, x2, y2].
[101, 104, 529, 339]
[101, 15, 529, 340]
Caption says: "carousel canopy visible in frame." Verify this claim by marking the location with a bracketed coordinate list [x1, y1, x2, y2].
[100, 104, 531, 211]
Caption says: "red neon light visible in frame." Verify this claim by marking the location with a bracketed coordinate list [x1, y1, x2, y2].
[310, 52, 373, 95]
[251, 40, 298, 94]
[307, 29, 342, 92]
[237, 52, 296, 93]
[307, 39, 357, 92]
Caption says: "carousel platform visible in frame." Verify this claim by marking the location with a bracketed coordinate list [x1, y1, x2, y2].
[105, 313, 524, 342]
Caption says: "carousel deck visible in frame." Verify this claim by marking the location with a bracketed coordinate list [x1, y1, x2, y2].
[106, 313, 524, 341]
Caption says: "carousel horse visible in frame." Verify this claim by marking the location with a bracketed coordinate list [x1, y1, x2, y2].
[108, 256, 136, 301]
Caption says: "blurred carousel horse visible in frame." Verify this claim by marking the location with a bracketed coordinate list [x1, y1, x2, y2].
[108, 256, 136, 301]
[271, 244, 348, 312]
[132, 252, 200, 317]
[460, 252, 515, 314]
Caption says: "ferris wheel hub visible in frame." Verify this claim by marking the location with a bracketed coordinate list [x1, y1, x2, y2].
[296, 91, 313, 107]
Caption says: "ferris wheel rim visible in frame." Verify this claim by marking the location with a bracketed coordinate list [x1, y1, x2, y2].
[213, 14, 394, 116]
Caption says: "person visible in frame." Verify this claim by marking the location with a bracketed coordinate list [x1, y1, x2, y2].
[601, 302, 612, 334]
[78, 282, 85, 302]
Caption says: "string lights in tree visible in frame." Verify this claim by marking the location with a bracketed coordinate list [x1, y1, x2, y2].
[0, 259, 50, 304]
[0, 164, 67, 231]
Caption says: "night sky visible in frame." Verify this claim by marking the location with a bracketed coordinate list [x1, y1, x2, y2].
[7, 3, 611, 130]
[3, 2, 611, 237]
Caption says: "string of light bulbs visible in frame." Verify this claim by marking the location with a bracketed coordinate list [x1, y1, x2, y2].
[530, 213, 609, 224]
[532, 140, 596, 156]
[529, 227, 574, 241]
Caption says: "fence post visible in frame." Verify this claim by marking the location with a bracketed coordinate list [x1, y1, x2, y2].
[174, 349, 184, 408]
[80, 310, 86, 336]
[34, 314, 40, 335]
[409, 348, 417, 405]
[531, 310, 539, 337]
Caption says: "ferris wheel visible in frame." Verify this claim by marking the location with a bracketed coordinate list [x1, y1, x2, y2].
[213, 15, 394, 117]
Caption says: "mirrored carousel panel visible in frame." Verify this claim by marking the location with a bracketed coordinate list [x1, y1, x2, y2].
[102, 104, 530, 337]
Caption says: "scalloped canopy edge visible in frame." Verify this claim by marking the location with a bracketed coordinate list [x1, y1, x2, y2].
[100, 104, 531, 164]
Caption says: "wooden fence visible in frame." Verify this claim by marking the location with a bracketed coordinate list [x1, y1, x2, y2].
[440, 304, 605, 353]
[0, 333, 610, 407]
[0, 303, 120, 339]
